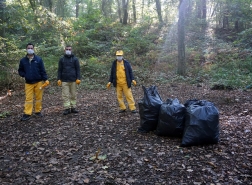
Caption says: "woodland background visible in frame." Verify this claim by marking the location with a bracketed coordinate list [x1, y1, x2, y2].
[0, 0, 251, 90]
[0, 0, 251, 185]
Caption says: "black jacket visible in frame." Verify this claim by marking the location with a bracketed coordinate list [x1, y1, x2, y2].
[18, 54, 48, 84]
[109, 59, 134, 88]
[57, 54, 81, 82]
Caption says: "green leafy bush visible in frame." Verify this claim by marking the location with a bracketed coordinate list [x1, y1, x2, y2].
[235, 28, 252, 48]
[209, 57, 252, 89]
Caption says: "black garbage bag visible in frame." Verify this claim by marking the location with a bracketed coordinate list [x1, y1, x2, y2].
[181, 100, 219, 147]
[184, 99, 198, 108]
[155, 98, 186, 137]
[138, 86, 163, 133]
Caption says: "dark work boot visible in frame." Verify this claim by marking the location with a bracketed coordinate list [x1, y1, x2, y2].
[71, 108, 79, 113]
[119, 109, 126, 113]
[20, 114, 31, 121]
[63, 109, 71, 115]
[131, 110, 137, 113]
[35, 112, 43, 117]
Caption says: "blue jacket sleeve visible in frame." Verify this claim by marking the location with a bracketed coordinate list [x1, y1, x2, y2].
[75, 57, 81, 80]
[109, 61, 116, 83]
[40, 58, 48, 81]
[18, 59, 25, 77]
[127, 62, 134, 81]
[57, 58, 63, 80]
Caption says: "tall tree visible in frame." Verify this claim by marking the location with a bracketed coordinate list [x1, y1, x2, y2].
[177, 0, 187, 76]
[0, 0, 6, 38]
[197, 0, 206, 19]
[56, 0, 66, 17]
[76, 0, 81, 18]
[101, 0, 111, 17]
[122, 0, 129, 24]
[132, 0, 136, 23]
[116, 0, 122, 23]
[155, 0, 163, 24]
[40, 0, 53, 11]
[87, 0, 93, 15]
[222, 4, 229, 29]
[29, 0, 36, 12]
[0, 0, 6, 81]
[141, 0, 144, 19]
[202, 0, 206, 19]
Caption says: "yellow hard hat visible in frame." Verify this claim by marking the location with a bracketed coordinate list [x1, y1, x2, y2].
[116, 50, 124, 56]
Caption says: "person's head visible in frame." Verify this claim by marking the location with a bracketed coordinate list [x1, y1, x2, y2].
[26, 43, 35, 55]
[116, 50, 123, 61]
[65, 45, 72, 56]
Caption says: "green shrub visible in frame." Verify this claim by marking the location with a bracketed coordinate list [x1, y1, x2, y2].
[209, 58, 252, 89]
[235, 28, 252, 48]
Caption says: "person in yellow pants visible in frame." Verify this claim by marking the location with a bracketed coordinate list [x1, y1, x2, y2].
[18, 43, 49, 121]
[107, 50, 137, 113]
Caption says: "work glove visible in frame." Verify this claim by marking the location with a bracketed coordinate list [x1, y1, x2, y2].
[106, 82, 111, 89]
[76, 79, 81, 85]
[57, 80, 62, 86]
[132, 80, 137, 86]
[41, 80, 50, 89]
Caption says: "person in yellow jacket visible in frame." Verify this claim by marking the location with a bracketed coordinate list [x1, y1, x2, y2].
[18, 43, 49, 121]
[107, 50, 137, 113]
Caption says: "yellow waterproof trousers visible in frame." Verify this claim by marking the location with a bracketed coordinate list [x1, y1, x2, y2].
[62, 82, 77, 109]
[116, 83, 136, 111]
[24, 81, 44, 115]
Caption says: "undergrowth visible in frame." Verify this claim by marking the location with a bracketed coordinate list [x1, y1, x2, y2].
[209, 57, 252, 89]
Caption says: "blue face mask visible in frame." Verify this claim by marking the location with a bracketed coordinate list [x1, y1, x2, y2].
[117, 56, 123, 61]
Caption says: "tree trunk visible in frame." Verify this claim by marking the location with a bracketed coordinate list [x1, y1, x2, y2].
[56, 0, 65, 17]
[235, 20, 239, 32]
[132, 0, 136, 23]
[177, 0, 186, 76]
[141, 0, 144, 20]
[0, 0, 7, 82]
[48, 0, 53, 12]
[122, 0, 128, 25]
[196, 0, 206, 19]
[29, 0, 36, 12]
[223, 15, 229, 29]
[0, 0, 5, 38]
[202, 0, 206, 19]
[101, 0, 110, 17]
[116, 0, 122, 23]
[76, 0, 81, 18]
[196, 0, 201, 18]
[184, 0, 192, 26]
[87, 0, 93, 15]
[41, 0, 53, 11]
[155, 0, 163, 24]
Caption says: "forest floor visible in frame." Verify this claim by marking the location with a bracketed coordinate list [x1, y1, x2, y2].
[0, 83, 251, 185]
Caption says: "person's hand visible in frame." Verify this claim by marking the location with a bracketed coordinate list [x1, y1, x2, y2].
[41, 80, 50, 89]
[132, 80, 137, 86]
[57, 80, 62, 86]
[106, 82, 111, 89]
[76, 79, 81, 85]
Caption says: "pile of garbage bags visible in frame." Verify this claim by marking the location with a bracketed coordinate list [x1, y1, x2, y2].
[138, 86, 220, 147]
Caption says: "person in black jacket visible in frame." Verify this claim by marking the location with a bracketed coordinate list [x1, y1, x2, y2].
[18, 43, 49, 121]
[107, 50, 137, 113]
[57, 45, 81, 115]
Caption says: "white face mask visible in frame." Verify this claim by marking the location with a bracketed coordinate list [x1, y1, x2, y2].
[27, 49, 34, 55]
[65, 50, 71, 55]
[117, 56, 123, 61]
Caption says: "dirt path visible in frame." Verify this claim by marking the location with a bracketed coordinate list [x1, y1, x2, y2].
[0, 84, 251, 184]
